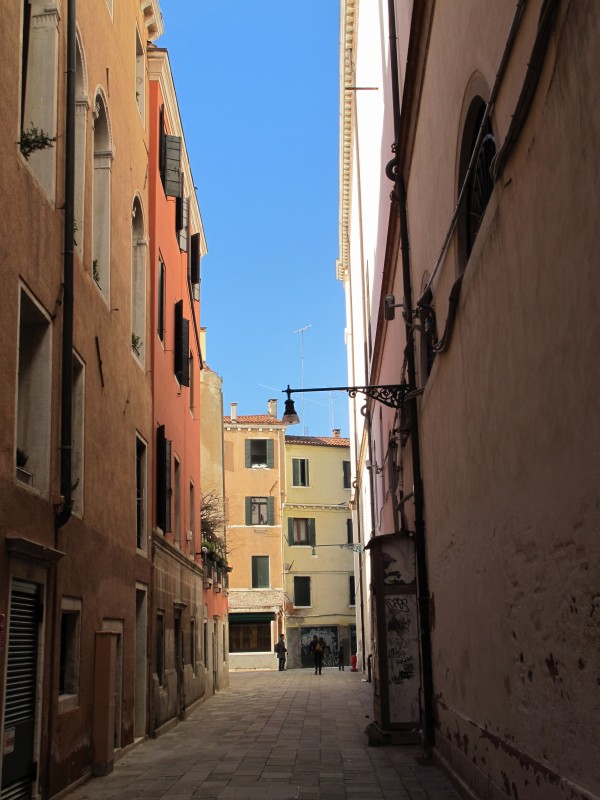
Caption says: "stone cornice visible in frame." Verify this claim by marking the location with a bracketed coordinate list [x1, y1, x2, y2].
[337, 0, 358, 282]
[141, 0, 163, 42]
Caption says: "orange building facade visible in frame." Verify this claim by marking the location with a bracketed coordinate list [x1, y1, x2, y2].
[147, 46, 214, 731]
[223, 402, 287, 670]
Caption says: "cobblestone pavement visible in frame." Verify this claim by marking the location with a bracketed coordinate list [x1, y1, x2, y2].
[64, 669, 463, 800]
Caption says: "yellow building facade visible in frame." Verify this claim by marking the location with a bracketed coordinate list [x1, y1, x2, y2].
[283, 433, 357, 669]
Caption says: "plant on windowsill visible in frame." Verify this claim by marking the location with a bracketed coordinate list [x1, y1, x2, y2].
[92, 259, 100, 285]
[16, 448, 33, 485]
[19, 125, 57, 160]
[131, 333, 142, 356]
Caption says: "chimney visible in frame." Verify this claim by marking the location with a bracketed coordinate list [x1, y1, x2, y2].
[230, 402, 238, 423]
[332, 428, 341, 438]
[268, 399, 278, 418]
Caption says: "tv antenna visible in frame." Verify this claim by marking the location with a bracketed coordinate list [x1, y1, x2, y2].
[293, 325, 312, 435]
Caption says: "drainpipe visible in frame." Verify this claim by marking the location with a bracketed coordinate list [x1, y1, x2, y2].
[55, 0, 76, 531]
[386, 0, 435, 757]
[46, 3, 76, 795]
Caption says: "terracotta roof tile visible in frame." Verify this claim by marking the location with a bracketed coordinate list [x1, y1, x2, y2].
[285, 435, 350, 447]
[223, 415, 285, 426]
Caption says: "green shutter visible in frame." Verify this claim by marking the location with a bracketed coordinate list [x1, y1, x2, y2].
[292, 459, 299, 486]
[305, 460, 309, 486]
[164, 135, 182, 198]
[190, 233, 200, 284]
[156, 425, 172, 532]
[251, 557, 258, 587]
[266, 439, 274, 468]
[308, 518, 316, 547]
[245, 497, 252, 525]
[288, 518, 294, 546]
[245, 440, 251, 468]
[267, 497, 275, 526]
[174, 300, 190, 386]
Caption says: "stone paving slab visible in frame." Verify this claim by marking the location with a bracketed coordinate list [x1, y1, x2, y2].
[63, 669, 464, 800]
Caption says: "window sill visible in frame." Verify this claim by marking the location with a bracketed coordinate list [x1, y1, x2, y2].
[58, 694, 79, 713]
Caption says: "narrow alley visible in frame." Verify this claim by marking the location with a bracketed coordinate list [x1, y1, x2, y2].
[64, 670, 462, 800]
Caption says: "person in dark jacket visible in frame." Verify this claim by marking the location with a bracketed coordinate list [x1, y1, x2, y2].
[338, 645, 345, 671]
[275, 634, 287, 671]
[310, 635, 325, 675]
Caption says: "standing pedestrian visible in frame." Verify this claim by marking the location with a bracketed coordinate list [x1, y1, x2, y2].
[338, 645, 345, 671]
[275, 634, 287, 671]
[309, 634, 324, 675]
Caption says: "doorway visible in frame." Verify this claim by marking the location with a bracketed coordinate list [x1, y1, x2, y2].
[1, 580, 41, 800]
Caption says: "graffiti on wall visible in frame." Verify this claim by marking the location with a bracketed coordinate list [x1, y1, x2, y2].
[300, 626, 338, 668]
[383, 539, 420, 724]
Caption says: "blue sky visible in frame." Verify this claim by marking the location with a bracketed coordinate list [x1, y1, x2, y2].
[157, 1, 349, 437]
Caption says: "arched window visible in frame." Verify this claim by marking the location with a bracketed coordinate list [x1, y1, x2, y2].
[74, 35, 88, 260]
[20, 0, 60, 197]
[92, 92, 112, 299]
[457, 97, 496, 271]
[131, 197, 147, 363]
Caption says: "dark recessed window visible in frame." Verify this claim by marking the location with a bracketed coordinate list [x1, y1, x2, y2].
[458, 97, 497, 271]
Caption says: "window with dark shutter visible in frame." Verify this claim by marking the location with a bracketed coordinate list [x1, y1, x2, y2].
[190, 232, 200, 284]
[294, 576, 311, 607]
[157, 258, 166, 341]
[267, 496, 275, 526]
[349, 575, 356, 606]
[347, 518, 353, 544]
[251, 556, 269, 589]
[174, 300, 190, 386]
[156, 425, 172, 532]
[343, 460, 351, 489]
[162, 135, 182, 198]
[177, 192, 189, 252]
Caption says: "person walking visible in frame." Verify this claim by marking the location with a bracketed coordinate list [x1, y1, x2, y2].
[338, 645, 345, 671]
[275, 634, 287, 671]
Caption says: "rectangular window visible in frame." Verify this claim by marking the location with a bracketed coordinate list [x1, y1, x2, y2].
[189, 480, 195, 535]
[173, 456, 181, 544]
[71, 353, 85, 517]
[176, 188, 189, 252]
[190, 619, 196, 675]
[159, 105, 182, 198]
[203, 620, 208, 667]
[189, 352, 194, 413]
[157, 258, 166, 342]
[343, 460, 351, 489]
[288, 517, 316, 547]
[251, 556, 269, 588]
[174, 300, 190, 386]
[245, 438, 274, 468]
[59, 599, 81, 701]
[16, 288, 52, 495]
[156, 425, 171, 532]
[349, 575, 356, 607]
[156, 612, 165, 685]
[190, 232, 201, 284]
[294, 576, 311, 607]
[292, 458, 309, 487]
[252, 496, 267, 525]
[229, 622, 271, 653]
[136, 436, 147, 550]
[346, 518, 353, 544]
[247, 496, 272, 525]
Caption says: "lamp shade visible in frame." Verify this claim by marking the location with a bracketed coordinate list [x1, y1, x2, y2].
[282, 397, 300, 425]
